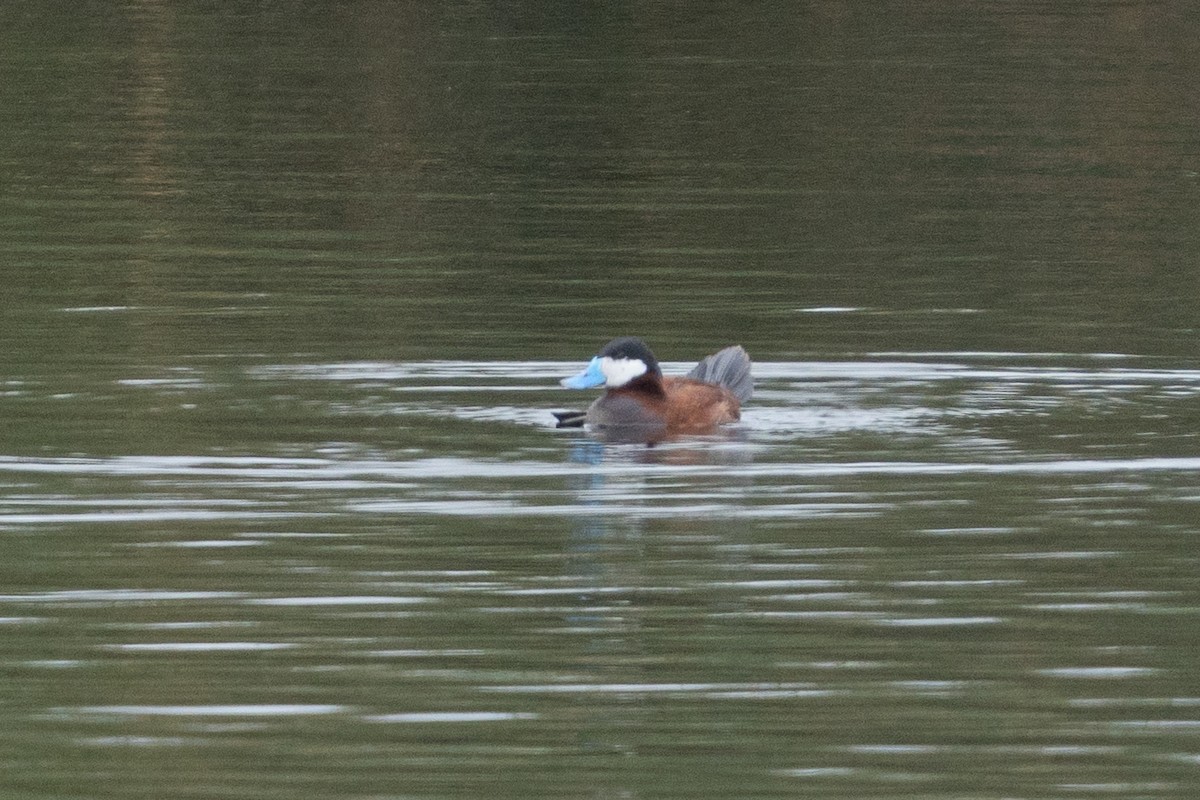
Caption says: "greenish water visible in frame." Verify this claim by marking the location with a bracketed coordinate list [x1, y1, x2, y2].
[3, 3, 1200, 799]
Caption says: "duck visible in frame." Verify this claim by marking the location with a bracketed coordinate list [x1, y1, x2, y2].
[555, 337, 752, 440]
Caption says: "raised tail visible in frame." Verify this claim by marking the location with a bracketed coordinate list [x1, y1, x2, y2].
[686, 345, 753, 403]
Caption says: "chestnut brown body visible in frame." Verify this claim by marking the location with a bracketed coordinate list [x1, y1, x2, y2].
[573, 345, 751, 440]
[558, 339, 752, 441]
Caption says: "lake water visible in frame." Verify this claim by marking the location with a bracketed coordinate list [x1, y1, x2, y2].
[3, 3, 1200, 798]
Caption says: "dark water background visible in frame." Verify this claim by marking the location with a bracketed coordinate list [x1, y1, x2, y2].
[3, 2, 1200, 798]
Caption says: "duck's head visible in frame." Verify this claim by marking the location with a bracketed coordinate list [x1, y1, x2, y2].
[561, 337, 662, 389]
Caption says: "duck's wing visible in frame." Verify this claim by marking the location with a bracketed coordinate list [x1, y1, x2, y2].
[685, 345, 753, 403]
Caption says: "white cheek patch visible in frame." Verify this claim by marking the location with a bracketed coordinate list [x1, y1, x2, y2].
[600, 356, 647, 387]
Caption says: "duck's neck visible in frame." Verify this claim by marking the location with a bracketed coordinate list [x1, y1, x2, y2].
[619, 372, 666, 398]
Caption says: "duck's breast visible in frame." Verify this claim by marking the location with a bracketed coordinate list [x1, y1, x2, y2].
[586, 391, 668, 432]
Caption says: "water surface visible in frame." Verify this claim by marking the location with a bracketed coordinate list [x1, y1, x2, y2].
[3, 2, 1200, 799]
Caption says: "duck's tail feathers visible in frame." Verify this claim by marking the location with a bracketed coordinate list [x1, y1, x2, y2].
[686, 345, 753, 403]
[553, 410, 588, 428]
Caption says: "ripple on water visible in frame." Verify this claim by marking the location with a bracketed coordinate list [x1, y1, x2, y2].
[57, 705, 348, 717]
[5, 351, 1199, 798]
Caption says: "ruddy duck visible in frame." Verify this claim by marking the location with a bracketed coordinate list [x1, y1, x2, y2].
[555, 337, 752, 439]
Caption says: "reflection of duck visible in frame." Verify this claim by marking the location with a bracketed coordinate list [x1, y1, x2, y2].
[555, 337, 752, 441]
